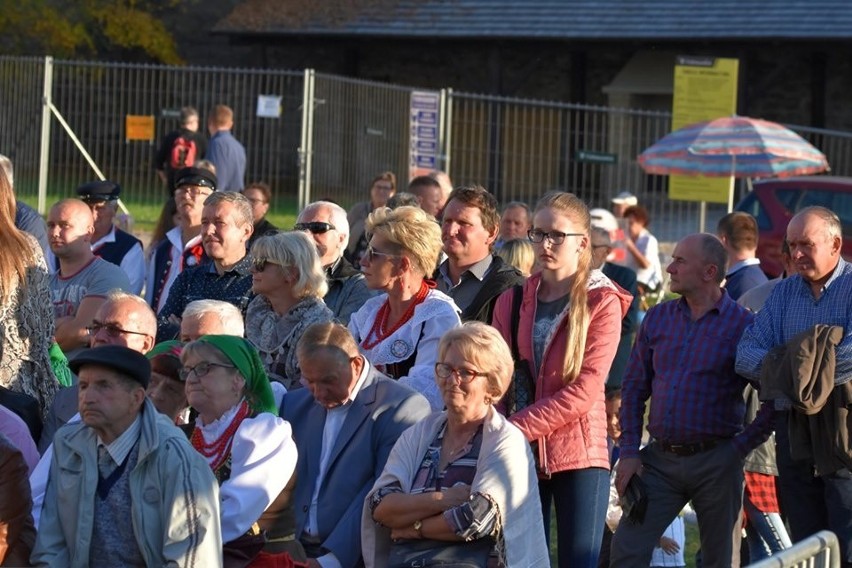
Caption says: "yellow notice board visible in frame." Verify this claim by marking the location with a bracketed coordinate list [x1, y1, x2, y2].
[669, 56, 739, 203]
[125, 115, 155, 142]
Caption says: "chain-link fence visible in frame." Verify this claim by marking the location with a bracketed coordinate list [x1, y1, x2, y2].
[4, 55, 852, 242]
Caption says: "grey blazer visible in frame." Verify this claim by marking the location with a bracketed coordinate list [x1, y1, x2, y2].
[280, 362, 431, 568]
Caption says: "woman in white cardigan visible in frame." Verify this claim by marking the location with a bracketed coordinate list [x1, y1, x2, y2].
[362, 322, 549, 567]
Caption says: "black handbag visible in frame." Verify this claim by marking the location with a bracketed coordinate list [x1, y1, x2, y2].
[504, 285, 550, 479]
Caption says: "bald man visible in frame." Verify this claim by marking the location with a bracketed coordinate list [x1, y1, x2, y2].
[48, 199, 130, 356]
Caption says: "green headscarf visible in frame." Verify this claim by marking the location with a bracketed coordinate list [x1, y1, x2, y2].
[197, 335, 277, 415]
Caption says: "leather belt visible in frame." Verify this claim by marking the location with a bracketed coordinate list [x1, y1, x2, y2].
[657, 438, 725, 457]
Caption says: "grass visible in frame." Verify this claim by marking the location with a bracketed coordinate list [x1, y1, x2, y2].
[17, 193, 300, 240]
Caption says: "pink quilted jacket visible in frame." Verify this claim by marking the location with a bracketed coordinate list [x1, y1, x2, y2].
[492, 270, 631, 474]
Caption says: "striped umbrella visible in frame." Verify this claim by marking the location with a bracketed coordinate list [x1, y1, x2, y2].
[638, 116, 829, 178]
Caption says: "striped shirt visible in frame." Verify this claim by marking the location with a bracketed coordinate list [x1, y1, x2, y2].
[736, 258, 852, 386]
[620, 291, 766, 459]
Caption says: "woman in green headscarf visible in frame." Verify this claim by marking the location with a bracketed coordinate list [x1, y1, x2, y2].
[181, 335, 303, 567]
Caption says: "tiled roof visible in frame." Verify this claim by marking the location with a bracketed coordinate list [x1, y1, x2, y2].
[215, 0, 852, 40]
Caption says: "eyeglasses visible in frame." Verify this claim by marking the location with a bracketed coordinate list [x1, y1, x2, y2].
[294, 221, 336, 234]
[527, 229, 585, 245]
[251, 257, 281, 272]
[179, 362, 236, 381]
[86, 320, 150, 338]
[174, 186, 213, 199]
[364, 245, 399, 262]
[245, 197, 267, 205]
[435, 363, 484, 383]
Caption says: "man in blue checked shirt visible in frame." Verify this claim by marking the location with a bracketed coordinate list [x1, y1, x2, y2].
[737, 206, 852, 567]
[610, 233, 773, 568]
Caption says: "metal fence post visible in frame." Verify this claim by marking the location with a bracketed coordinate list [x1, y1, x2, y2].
[297, 68, 316, 212]
[37, 56, 53, 215]
[440, 88, 453, 176]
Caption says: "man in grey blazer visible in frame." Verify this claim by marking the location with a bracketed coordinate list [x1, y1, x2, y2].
[283, 322, 431, 568]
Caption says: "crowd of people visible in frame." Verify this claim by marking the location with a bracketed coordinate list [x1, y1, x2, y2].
[0, 106, 850, 568]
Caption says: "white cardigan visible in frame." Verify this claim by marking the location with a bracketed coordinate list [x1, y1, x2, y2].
[361, 408, 550, 567]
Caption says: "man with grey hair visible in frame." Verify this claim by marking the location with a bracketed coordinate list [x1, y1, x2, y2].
[737, 206, 852, 564]
[612, 233, 771, 568]
[296, 200, 376, 324]
[180, 298, 246, 341]
[496, 201, 532, 248]
[156, 191, 254, 341]
[0, 153, 49, 258]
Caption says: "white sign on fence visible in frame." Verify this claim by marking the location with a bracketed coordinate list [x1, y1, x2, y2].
[409, 90, 441, 180]
[256, 95, 282, 118]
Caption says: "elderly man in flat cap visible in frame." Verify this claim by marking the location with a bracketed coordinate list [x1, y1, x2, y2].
[147, 166, 218, 314]
[31, 345, 222, 567]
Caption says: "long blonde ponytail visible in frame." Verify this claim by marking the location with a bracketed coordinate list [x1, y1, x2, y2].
[534, 191, 591, 384]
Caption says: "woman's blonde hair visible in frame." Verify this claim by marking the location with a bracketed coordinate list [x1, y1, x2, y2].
[366, 206, 442, 277]
[496, 238, 535, 276]
[437, 322, 514, 402]
[250, 231, 329, 299]
[535, 191, 591, 384]
[0, 173, 36, 303]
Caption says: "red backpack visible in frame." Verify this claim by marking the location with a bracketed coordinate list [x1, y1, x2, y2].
[169, 135, 197, 170]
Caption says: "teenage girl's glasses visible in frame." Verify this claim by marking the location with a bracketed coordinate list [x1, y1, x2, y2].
[527, 229, 585, 245]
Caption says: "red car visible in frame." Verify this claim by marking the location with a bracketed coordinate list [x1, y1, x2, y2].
[735, 176, 852, 277]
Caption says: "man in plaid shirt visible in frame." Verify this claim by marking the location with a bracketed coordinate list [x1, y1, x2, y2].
[737, 207, 852, 567]
[610, 233, 772, 568]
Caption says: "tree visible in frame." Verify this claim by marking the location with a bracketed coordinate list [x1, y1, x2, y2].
[0, 0, 184, 64]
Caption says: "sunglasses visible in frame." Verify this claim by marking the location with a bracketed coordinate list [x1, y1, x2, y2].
[86, 320, 150, 338]
[294, 221, 336, 234]
[364, 245, 399, 262]
[251, 257, 282, 272]
[179, 362, 236, 381]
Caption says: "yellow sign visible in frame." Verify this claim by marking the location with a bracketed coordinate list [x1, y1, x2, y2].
[125, 115, 155, 142]
[669, 57, 739, 203]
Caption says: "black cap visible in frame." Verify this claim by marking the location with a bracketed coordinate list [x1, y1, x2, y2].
[76, 180, 121, 203]
[174, 167, 217, 191]
[69, 345, 151, 388]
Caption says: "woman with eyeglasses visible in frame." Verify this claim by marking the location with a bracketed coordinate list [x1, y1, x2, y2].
[349, 206, 461, 411]
[491, 191, 632, 568]
[363, 322, 549, 568]
[0, 170, 58, 424]
[182, 335, 304, 567]
[246, 231, 334, 390]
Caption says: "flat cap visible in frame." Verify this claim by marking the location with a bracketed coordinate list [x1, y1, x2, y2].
[76, 180, 121, 202]
[69, 345, 151, 388]
[174, 167, 217, 191]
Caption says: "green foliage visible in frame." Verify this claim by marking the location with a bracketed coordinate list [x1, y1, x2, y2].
[0, 0, 183, 64]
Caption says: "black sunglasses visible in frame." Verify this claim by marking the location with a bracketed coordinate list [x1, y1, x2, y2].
[251, 257, 281, 272]
[294, 221, 336, 234]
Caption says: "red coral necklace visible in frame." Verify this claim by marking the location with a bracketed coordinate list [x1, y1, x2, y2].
[362, 280, 433, 350]
[191, 400, 250, 472]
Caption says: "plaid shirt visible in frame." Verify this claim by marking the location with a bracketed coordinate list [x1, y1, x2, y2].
[744, 471, 780, 514]
[620, 291, 771, 459]
[737, 258, 852, 386]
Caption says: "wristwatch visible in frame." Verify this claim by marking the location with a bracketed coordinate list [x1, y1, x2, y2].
[413, 519, 423, 538]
